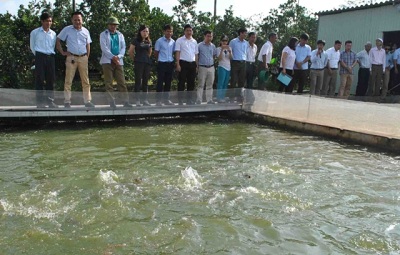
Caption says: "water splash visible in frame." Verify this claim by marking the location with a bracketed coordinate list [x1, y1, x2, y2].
[99, 170, 119, 185]
[181, 166, 202, 189]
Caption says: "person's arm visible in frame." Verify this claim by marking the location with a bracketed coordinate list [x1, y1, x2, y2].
[148, 42, 152, 57]
[128, 44, 135, 61]
[86, 43, 90, 58]
[281, 51, 288, 75]
[56, 37, 69, 56]
[119, 34, 126, 59]
[175, 51, 181, 72]
[30, 30, 36, 55]
[310, 50, 318, 64]
[100, 32, 114, 60]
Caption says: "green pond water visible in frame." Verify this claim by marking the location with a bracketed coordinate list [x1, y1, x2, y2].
[0, 118, 399, 254]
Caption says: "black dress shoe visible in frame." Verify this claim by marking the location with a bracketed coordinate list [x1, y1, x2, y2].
[123, 102, 133, 108]
[110, 101, 117, 109]
[85, 101, 95, 107]
[64, 103, 71, 108]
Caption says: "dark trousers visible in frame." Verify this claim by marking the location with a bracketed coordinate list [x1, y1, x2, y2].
[34, 52, 55, 105]
[278, 68, 295, 93]
[156, 62, 174, 101]
[134, 61, 151, 100]
[231, 60, 246, 97]
[356, 67, 370, 96]
[178, 60, 197, 102]
[293, 69, 308, 93]
[390, 65, 400, 95]
[257, 63, 267, 90]
[245, 62, 256, 89]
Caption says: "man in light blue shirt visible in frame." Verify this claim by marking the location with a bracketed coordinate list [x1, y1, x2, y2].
[100, 17, 132, 109]
[229, 28, 249, 102]
[154, 24, 175, 105]
[309, 40, 328, 95]
[57, 11, 94, 108]
[293, 33, 311, 94]
[393, 47, 400, 94]
[30, 12, 58, 108]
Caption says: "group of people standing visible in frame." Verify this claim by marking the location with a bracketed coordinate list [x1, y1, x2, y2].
[30, 11, 279, 108]
[30, 11, 399, 109]
[278, 33, 398, 99]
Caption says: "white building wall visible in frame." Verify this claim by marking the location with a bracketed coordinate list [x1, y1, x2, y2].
[317, 4, 400, 94]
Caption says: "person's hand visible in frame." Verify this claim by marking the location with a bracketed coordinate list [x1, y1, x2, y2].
[112, 56, 120, 65]
[265, 64, 269, 70]
[282, 69, 287, 75]
[176, 64, 181, 72]
[296, 61, 302, 69]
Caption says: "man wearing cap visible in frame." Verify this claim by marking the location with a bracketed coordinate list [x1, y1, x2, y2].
[309, 40, 328, 95]
[30, 12, 58, 108]
[355, 41, 372, 96]
[368, 38, 386, 97]
[57, 11, 94, 108]
[99, 17, 132, 109]
[257, 32, 277, 90]
[322, 40, 341, 96]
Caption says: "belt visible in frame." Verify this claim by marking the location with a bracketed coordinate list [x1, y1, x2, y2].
[246, 61, 256, 65]
[158, 61, 174, 64]
[372, 64, 383, 66]
[36, 52, 55, 57]
[69, 52, 87, 57]
[179, 60, 195, 63]
[326, 67, 338, 70]
[199, 64, 214, 68]
[232, 60, 245, 63]
[311, 68, 324, 70]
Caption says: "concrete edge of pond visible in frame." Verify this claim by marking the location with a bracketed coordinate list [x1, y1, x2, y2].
[240, 111, 400, 154]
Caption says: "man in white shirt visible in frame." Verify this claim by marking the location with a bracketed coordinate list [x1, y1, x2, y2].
[175, 24, 198, 105]
[355, 41, 372, 96]
[309, 40, 328, 95]
[257, 32, 277, 90]
[368, 38, 386, 97]
[383, 45, 393, 99]
[322, 40, 342, 96]
[30, 12, 58, 108]
[245, 32, 257, 89]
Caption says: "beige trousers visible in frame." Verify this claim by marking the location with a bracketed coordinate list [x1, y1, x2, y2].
[64, 55, 91, 104]
[339, 74, 353, 98]
[197, 66, 215, 102]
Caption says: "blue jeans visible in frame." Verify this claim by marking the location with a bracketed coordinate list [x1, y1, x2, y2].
[217, 66, 230, 100]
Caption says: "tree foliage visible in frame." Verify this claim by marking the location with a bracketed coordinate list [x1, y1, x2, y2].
[0, 0, 318, 89]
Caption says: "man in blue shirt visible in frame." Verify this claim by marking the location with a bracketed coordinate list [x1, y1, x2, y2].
[154, 24, 175, 106]
[229, 28, 248, 102]
[30, 12, 58, 108]
[293, 33, 311, 94]
[57, 11, 94, 108]
[100, 17, 132, 109]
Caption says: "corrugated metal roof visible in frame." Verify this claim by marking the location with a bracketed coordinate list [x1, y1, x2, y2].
[316, 0, 400, 16]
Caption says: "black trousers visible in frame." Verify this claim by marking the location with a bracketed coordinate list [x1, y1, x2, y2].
[293, 69, 308, 94]
[178, 60, 197, 102]
[245, 62, 256, 89]
[156, 62, 174, 101]
[231, 60, 246, 97]
[134, 61, 151, 100]
[34, 52, 55, 105]
[278, 68, 295, 93]
[356, 67, 370, 96]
